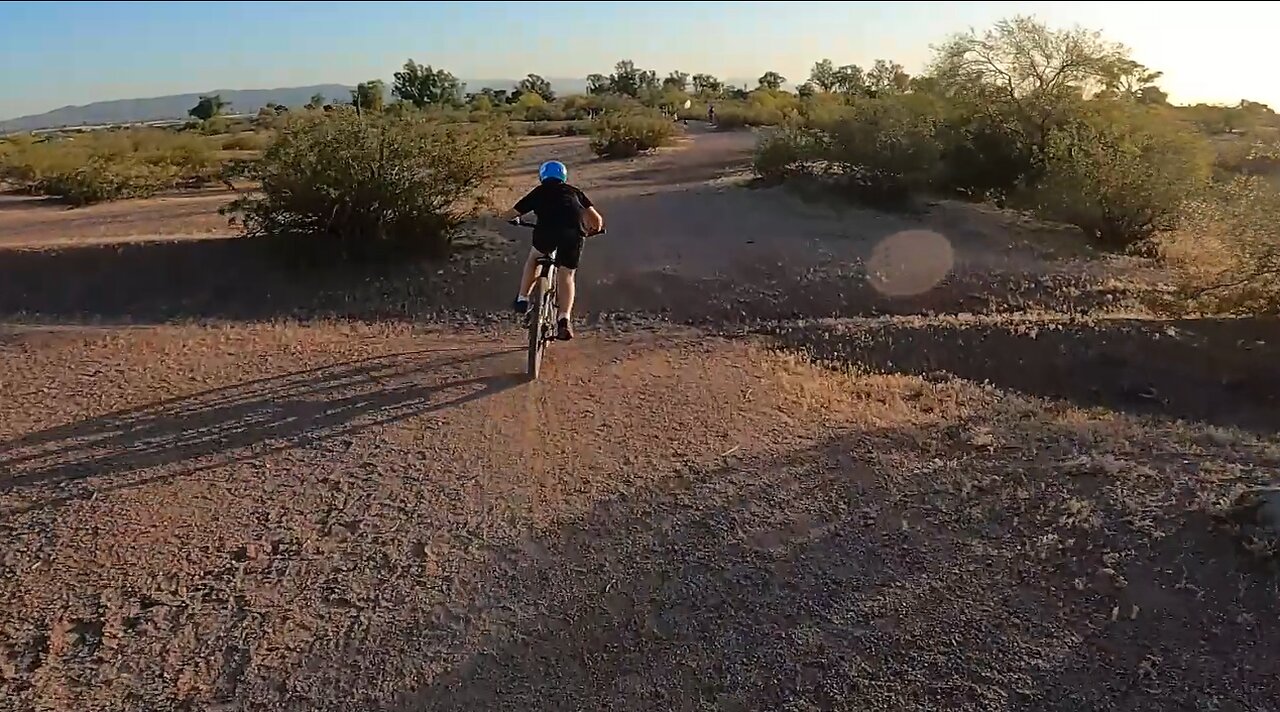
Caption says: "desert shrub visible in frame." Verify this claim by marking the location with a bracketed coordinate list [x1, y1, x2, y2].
[713, 105, 749, 130]
[225, 111, 514, 263]
[1212, 138, 1280, 180]
[714, 103, 783, 130]
[522, 121, 563, 136]
[36, 158, 182, 205]
[1160, 176, 1280, 315]
[1031, 106, 1212, 249]
[561, 95, 602, 120]
[221, 131, 274, 151]
[558, 120, 592, 136]
[936, 111, 1036, 204]
[589, 112, 678, 158]
[752, 122, 823, 182]
[819, 96, 943, 208]
[199, 117, 246, 135]
[748, 96, 940, 209]
[0, 128, 218, 204]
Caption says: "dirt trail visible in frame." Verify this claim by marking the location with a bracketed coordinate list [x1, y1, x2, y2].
[2, 128, 1278, 711]
[0, 128, 1121, 323]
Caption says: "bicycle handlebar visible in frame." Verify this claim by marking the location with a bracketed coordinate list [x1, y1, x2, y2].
[509, 217, 606, 236]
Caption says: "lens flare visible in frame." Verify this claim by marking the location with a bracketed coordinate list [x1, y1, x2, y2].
[866, 230, 955, 297]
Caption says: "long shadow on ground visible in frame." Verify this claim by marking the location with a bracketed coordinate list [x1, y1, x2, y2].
[770, 316, 1280, 433]
[0, 346, 523, 514]
[262, 428, 1275, 711]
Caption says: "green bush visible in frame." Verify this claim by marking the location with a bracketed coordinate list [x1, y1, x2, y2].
[559, 120, 592, 136]
[589, 112, 678, 158]
[1211, 138, 1280, 180]
[0, 128, 218, 204]
[1031, 105, 1212, 249]
[752, 122, 823, 182]
[714, 104, 783, 130]
[36, 157, 181, 205]
[1159, 176, 1280, 315]
[225, 111, 515, 262]
[819, 96, 943, 208]
[936, 111, 1035, 204]
[221, 131, 274, 151]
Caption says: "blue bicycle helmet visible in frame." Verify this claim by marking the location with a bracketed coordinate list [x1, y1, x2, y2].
[538, 160, 568, 183]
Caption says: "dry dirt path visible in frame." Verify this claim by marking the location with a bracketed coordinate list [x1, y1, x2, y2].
[0, 127, 1119, 324]
[2, 322, 1277, 711]
[2, 128, 1278, 711]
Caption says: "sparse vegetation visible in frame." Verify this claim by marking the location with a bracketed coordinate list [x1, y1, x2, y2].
[1031, 104, 1211, 248]
[220, 131, 275, 152]
[0, 128, 218, 204]
[5, 15, 1280, 712]
[6, 16, 1278, 315]
[1161, 176, 1280, 315]
[224, 110, 514, 263]
[589, 112, 678, 158]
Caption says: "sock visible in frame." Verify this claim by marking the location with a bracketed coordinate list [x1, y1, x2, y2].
[556, 311, 569, 321]
[516, 295, 528, 303]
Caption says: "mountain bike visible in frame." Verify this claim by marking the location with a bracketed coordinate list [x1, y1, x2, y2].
[509, 218, 605, 380]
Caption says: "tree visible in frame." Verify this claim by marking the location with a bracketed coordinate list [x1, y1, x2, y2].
[639, 69, 659, 93]
[810, 59, 838, 92]
[518, 73, 555, 102]
[1097, 56, 1164, 101]
[610, 60, 642, 97]
[692, 73, 723, 97]
[834, 65, 866, 95]
[351, 80, 386, 114]
[930, 15, 1130, 149]
[305, 93, 326, 110]
[392, 59, 463, 108]
[796, 82, 816, 99]
[1136, 85, 1169, 106]
[586, 73, 610, 95]
[1240, 99, 1275, 115]
[663, 71, 690, 92]
[908, 75, 943, 97]
[188, 94, 228, 121]
[867, 59, 910, 95]
[757, 71, 786, 91]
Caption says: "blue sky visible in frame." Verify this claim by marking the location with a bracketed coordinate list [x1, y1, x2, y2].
[1, 1, 1275, 119]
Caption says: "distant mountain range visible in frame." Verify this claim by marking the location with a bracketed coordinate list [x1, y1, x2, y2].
[1, 76, 766, 133]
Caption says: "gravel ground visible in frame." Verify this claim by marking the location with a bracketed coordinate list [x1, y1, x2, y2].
[2, 127, 1277, 711]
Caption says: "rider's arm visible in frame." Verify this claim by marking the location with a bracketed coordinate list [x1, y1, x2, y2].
[577, 188, 604, 235]
[584, 206, 604, 235]
[501, 186, 541, 222]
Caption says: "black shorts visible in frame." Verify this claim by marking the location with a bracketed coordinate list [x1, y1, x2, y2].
[531, 229, 585, 270]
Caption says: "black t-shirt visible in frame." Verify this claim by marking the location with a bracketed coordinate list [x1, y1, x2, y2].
[513, 180, 594, 235]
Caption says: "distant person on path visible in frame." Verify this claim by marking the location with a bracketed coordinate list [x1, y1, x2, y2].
[501, 160, 605, 341]
[707, 104, 716, 125]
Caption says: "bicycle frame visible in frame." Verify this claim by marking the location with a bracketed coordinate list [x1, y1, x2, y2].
[509, 216, 605, 380]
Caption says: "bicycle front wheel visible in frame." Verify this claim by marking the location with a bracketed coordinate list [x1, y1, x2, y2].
[526, 277, 551, 379]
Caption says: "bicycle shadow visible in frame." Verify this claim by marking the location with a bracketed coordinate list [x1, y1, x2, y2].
[0, 346, 524, 513]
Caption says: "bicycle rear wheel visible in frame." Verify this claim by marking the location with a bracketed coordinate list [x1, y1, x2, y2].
[526, 276, 551, 379]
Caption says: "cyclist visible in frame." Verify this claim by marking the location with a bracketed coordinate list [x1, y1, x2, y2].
[501, 160, 605, 341]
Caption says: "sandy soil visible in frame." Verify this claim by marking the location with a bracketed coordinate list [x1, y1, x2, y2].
[2, 125, 1278, 711]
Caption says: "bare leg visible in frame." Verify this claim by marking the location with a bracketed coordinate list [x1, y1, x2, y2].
[517, 248, 540, 299]
[555, 267, 576, 320]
